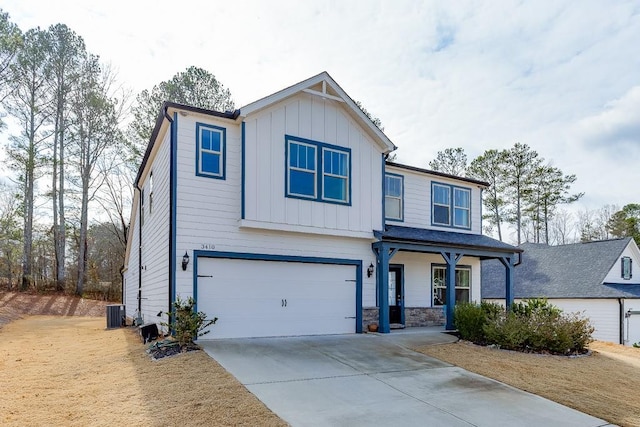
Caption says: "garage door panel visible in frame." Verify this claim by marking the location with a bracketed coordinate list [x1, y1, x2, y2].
[197, 258, 356, 339]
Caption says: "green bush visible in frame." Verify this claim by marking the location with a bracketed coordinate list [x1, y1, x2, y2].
[455, 299, 594, 355]
[161, 296, 218, 347]
[454, 301, 502, 344]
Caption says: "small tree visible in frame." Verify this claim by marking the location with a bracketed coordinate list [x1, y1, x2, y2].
[162, 296, 217, 347]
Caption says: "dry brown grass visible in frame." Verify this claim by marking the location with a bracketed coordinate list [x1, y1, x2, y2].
[418, 340, 640, 427]
[0, 316, 286, 427]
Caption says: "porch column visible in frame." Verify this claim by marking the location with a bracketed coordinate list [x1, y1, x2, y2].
[499, 256, 515, 309]
[441, 251, 461, 330]
[377, 243, 391, 333]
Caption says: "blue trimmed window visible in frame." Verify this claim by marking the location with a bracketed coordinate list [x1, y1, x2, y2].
[385, 173, 403, 221]
[432, 265, 471, 305]
[286, 136, 350, 204]
[288, 141, 317, 198]
[432, 182, 471, 229]
[196, 123, 226, 179]
[622, 257, 633, 280]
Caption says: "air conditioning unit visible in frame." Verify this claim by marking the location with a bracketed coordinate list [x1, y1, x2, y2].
[106, 304, 125, 329]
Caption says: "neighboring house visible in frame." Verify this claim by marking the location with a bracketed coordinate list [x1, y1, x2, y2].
[482, 238, 640, 346]
[122, 71, 520, 339]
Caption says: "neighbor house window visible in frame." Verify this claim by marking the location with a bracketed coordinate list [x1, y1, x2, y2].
[432, 265, 470, 305]
[286, 135, 350, 204]
[196, 123, 226, 179]
[622, 257, 633, 280]
[432, 182, 470, 229]
[385, 173, 403, 221]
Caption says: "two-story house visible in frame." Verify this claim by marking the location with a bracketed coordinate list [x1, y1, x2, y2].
[122, 72, 521, 339]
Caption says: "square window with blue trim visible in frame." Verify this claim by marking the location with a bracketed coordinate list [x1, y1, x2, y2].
[286, 136, 350, 205]
[196, 123, 226, 179]
[432, 182, 471, 229]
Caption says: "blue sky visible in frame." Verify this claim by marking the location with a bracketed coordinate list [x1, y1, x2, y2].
[3, 0, 639, 219]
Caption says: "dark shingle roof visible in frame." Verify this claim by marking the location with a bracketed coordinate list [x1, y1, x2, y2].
[376, 225, 521, 255]
[482, 238, 640, 299]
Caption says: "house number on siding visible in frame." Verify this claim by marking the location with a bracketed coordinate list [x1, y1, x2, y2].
[201, 243, 216, 250]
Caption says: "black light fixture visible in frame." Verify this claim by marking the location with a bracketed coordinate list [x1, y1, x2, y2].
[181, 251, 190, 271]
[367, 263, 374, 278]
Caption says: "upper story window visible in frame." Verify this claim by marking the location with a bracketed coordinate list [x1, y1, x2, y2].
[432, 182, 471, 229]
[622, 256, 633, 280]
[385, 173, 403, 221]
[286, 135, 350, 205]
[196, 123, 226, 179]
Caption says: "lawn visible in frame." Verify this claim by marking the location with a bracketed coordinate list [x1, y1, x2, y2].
[0, 314, 286, 426]
[418, 340, 640, 427]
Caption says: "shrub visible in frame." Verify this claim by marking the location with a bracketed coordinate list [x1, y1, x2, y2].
[161, 296, 218, 347]
[455, 299, 594, 355]
[454, 301, 502, 344]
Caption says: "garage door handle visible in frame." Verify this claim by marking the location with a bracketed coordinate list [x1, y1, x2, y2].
[345, 316, 356, 319]
[197, 275, 213, 278]
[281, 299, 287, 307]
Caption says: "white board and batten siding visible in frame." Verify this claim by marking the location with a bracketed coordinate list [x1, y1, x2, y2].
[172, 104, 378, 322]
[385, 165, 483, 235]
[197, 258, 356, 339]
[242, 92, 383, 238]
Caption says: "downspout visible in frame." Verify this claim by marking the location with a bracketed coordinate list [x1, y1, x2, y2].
[619, 298, 625, 345]
[164, 108, 175, 320]
[136, 182, 142, 314]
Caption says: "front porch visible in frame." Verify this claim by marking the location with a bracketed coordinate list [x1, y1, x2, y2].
[372, 225, 522, 333]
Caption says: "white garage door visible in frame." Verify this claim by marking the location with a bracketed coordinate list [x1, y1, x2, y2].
[196, 258, 357, 339]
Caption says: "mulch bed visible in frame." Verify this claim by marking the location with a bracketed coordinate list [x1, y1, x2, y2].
[146, 338, 201, 360]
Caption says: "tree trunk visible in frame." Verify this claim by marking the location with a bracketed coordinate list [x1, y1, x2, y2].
[57, 107, 66, 290]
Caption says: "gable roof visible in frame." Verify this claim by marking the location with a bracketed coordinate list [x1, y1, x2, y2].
[482, 238, 640, 299]
[240, 71, 396, 154]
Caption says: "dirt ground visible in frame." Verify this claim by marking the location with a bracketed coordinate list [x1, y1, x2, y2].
[418, 340, 640, 427]
[0, 292, 285, 427]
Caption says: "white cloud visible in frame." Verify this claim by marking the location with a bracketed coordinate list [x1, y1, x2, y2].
[1, 0, 639, 212]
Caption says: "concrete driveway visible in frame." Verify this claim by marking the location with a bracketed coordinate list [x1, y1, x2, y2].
[200, 328, 611, 427]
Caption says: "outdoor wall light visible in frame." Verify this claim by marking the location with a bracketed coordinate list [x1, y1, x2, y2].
[182, 251, 190, 271]
[367, 263, 374, 278]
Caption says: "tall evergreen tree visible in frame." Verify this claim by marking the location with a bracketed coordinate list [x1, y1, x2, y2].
[127, 66, 234, 165]
[607, 204, 640, 245]
[46, 24, 87, 290]
[68, 56, 122, 295]
[2, 28, 52, 290]
[467, 149, 507, 241]
[0, 8, 22, 113]
[429, 147, 467, 176]
[502, 143, 542, 244]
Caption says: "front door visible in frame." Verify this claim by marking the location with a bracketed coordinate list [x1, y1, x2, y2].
[388, 266, 403, 324]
